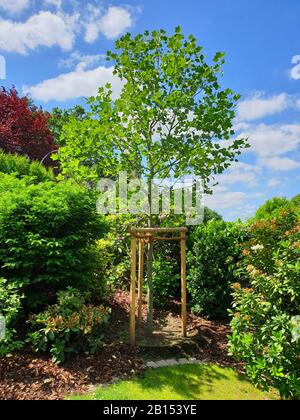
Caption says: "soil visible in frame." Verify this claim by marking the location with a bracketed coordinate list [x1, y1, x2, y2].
[0, 290, 241, 400]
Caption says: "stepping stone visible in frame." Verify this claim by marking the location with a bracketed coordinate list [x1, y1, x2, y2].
[155, 360, 171, 367]
[164, 359, 179, 366]
[187, 357, 198, 364]
[146, 361, 159, 368]
[177, 358, 189, 364]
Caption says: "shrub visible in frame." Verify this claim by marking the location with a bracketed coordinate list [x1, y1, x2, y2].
[27, 288, 110, 363]
[187, 220, 247, 318]
[96, 234, 130, 291]
[228, 211, 300, 399]
[290, 194, 300, 209]
[0, 173, 107, 310]
[0, 277, 24, 355]
[0, 151, 54, 183]
[253, 197, 295, 221]
[152, 258, 180, 306]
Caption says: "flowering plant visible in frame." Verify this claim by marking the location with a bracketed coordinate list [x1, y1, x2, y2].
[228, 211, 300, 399]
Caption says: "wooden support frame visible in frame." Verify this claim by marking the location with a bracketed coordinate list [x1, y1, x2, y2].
[129, 227, 187, 346]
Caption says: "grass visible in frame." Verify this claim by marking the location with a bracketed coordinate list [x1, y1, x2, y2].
[68, 363, 279, 400]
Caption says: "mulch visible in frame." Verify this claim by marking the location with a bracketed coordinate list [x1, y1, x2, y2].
[0, 290, 241, 400]
[0, 344, 144, 400]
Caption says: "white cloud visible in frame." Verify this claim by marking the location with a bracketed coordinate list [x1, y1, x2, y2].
[237, 92, 288, 121]
[0, 4, 136, 54]
[259, 156, 300, 171]
[205, 186, 247, 209]
[59, 51, 105, 71]
[44, 0, 62, 9]
[267, 178, 281, 187]
[227, 204, 257, 219]
[100, 6, 132, 39]
[0, 0, 30, 14]
[238, 123, 300, 157]
[85, 22, 100, 43]
[0, 11, 78, 54]
[295, 98, 300, 109]
[23, 65, 123, 102]
[215, 161, 261, 187]
[84, 6, 132, 43]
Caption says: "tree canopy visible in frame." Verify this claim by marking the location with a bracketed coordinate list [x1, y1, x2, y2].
[57, 27, 248, 190]
[0, 87, 56, 165]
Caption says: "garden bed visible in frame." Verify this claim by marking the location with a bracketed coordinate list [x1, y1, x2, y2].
[0, 290, 240, 400]
[0, 343, 143, 400]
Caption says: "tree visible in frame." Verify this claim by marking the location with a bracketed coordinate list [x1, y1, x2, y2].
[0, 87, 56, 165]
[49, 105, 87, 146]
[57, 28, 248, 333]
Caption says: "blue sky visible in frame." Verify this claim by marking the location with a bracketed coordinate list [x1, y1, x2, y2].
[0, 0, 300, 220]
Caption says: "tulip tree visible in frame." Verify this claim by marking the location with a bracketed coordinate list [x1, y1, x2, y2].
[57, 27, 248, 333]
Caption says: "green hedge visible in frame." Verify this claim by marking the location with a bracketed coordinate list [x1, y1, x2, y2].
[187, 220, 247, 318]
[0, 172, 106, 310]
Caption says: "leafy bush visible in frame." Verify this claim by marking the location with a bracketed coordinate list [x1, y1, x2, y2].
[290, 194, 300, 209]
[96, 234, 130, 291]
[27, 287, 110, 363]
[187, 220, 247, 318]
[253, 197, 296, 221]
[0, 278, 24, 355]
[152, 258, 180, 306]
[0, 151, 54, 183]
[0, 173, 107, 309]
[228, 211, 300, 399]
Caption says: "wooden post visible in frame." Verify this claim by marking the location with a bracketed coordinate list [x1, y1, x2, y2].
[137, 239, 144, 327]
[129, 227, 187, 344]
[130, 232, 137, 345]
[180, 229, 187, 337]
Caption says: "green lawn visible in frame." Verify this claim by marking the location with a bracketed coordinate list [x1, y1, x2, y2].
[68, 363, 278, 400]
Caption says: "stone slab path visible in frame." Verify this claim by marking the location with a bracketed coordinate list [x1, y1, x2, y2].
[146, 357, 203, 368]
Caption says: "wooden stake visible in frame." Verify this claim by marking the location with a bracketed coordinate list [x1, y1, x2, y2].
[180, 230, 187, 337]
[130, 233, 137, 345]
[137, 239, 144, 327]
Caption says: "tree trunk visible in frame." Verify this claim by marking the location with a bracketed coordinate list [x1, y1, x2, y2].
[146, 177, 154, 335]
[146, 239, 154, 335]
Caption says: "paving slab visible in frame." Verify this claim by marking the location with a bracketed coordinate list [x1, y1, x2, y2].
[146, 361, 159, 368]
[164, 358, 179, 366]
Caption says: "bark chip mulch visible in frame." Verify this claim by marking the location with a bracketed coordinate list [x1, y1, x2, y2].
[0, 344, 144, 400]
[0, 290, 241, 400]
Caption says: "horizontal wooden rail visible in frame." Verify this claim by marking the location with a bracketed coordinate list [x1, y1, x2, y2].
[131, 227, 187, 234]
